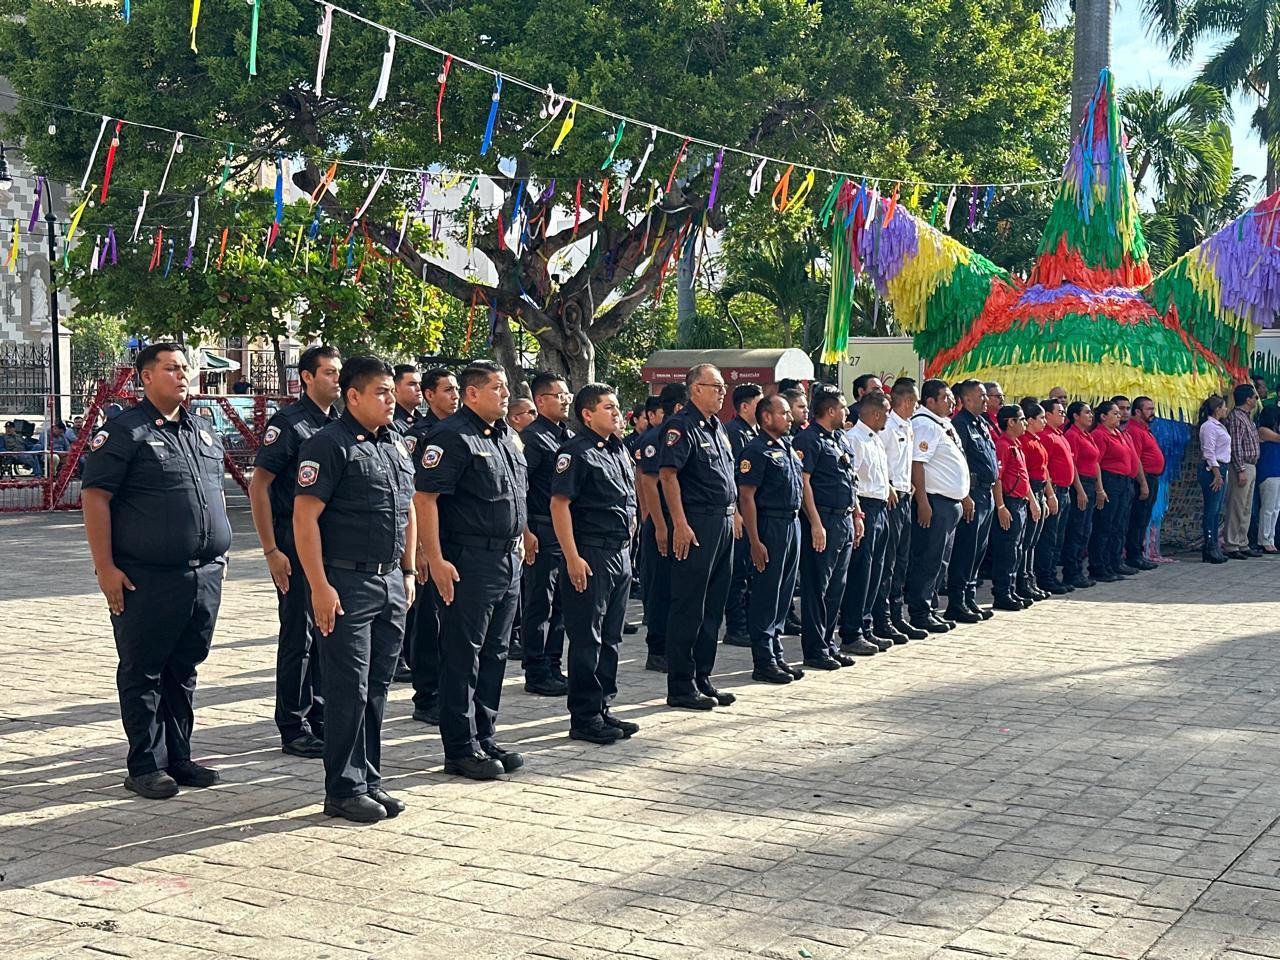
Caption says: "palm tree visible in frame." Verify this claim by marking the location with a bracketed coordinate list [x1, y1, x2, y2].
[1072, 0, 1114, 127]
[1120, 82, 1234, 202]
[717, 234, 827, 351]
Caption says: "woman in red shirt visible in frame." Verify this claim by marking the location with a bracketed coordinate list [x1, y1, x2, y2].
[991, 404, 1040, 610]
[1087, 401, 1135, 582]
[1016, 400, 1056, 601]
[1036, 398, 1084, 594]
[1062, 401, 1105, 588]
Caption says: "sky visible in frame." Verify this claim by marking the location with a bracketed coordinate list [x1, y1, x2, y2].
[1109, 2, 1267, 189]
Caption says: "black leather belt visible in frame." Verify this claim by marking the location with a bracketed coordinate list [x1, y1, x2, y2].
[815, 505, 853, 516]
[758, 508, 799, 518]
[447, 534, 521, 552]
[685, 505, 736, 518]
[325, 558, 398, 575]
[577, 534, 631, 550]
[859, 496, 888, 505]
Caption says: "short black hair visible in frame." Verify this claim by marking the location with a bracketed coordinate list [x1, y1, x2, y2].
[1111, 394, 1130, 406]
[777, 378, 801, 393]
[393, 363, 418, 384]
[574, 383, 616, 420]
[732, 383, 763, 411]
[997, 404, 1024, 431]
[851, 373, 879, 397]
[531, 371, 568, 398]
[1261, 403, 1280, 432]
[780, 387, 805, 404]
[955, 378, 984, 402]
[339, 356, 394, 399]
[644, 395, 662, 415]
[754, 393, 787, 427]
[135, 342, 184, 374]
[921, 378, 949, 404]
[422, 367, 455, 392]
[1233, 382, 1257, 407]
[685, 362, 720, 390]
[812, 392, 845, 421]
[1133, 395, 1154, 413]
[890, 377, 919, 402]
[299, 345, 340, 377]
[658, 383, 687, 417]
[858, 391, 890, 415]
[459, 360, 504, 393]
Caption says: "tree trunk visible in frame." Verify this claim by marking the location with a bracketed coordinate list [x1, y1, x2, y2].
[272, 335, 287, 396]
[676, 245, 698, 344]
[1071, 0, 1112, 130]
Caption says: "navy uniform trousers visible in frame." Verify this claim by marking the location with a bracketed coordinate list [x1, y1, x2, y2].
[521, 517, 565, 681]
[840, 498, 888, 641]
[273, 526, 324, 743]
[747, 512, 800, 669]
[1035, 484, 1072, 586]
[905, 494, 963, 622]
[799, 508, 854, 660]
[1126, 475, 1159, 563]
[664, 511, 733, 697]
[410, 582, 442, 713]
[320, 566, 407, 799]
[946, 487, 993, 608]
[562, 540, 631, 727]
[639, 517, 671, 658]
[1061, 476, 1097, 582]
[1020, 480, 1047, 589]
[874, 495, 911, 626]
[990, 498, 1028, 597]
[438, 541, 521, 760]
[112, 559, 224, 777]
[724, 538, 752, 639]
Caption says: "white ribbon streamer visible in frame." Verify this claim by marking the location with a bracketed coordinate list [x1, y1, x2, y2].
[80, 116, 109, 191]
[633, 127, 658, 180]
[354, 166, 388, 220]
[315, 4, 334, 97]
[748, 157, 767, 196]
[943, 186, 957, 230]
[130, 190, 150, 243]
[188, 196, 200, 254]
[157, 133, 183, 196]
[369, 32, 396, 110]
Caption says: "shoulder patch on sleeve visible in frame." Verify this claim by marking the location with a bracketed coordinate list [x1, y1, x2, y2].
[919, 440, 929, 452]
[262, 425, 280, 445]
[644, 444, 656, 458]
[664, 428, 683, 447]
[739, 458, 751, 474]
[556, 453, 572, 474]
[420, 444, 444, 469]
[298, 460, 320, 487]
[403, 436, 417, 454]
[794, 449, 804, 462]
[90, 430, 108, 451]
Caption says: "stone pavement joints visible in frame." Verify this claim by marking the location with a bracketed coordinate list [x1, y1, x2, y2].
[3, 509, 1280, 959]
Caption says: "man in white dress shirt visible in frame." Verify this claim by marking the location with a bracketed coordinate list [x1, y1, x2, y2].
[873, 378, 923, 643]
[839, 392, 893, 655]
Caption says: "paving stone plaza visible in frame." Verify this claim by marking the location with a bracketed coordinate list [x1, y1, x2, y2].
[3, 507, 1280, 959]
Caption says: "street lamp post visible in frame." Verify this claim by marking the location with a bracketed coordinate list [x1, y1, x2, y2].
[43, 177, 61, 417]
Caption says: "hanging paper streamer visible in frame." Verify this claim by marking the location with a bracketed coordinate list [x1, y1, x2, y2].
[634, 126, 658, 180]
[217, 225, 229, 269]
[184, 196, 200, 268]
[598, 178, 610, 217]
[967, 186, 978, 231]
[552, 103, 577, 153]
[291, 224, 306, 264]
[461, 175, 479, 204]
[99, 120, 124, 204]
[369, 32, 396, 110]
[81, 116, 109, 191]
[63, 189, 93, 267]
[130, 190, 150, 243]
[480, 75, 502, 156]
[665, 137, 691, 193]
[217, 143, 234, 197]
[315, 4, 334, 96]
[5, 219, 18, 273]
[203, 236, 214, 272]
[122, 0, 130, 24]
[354, 166, 388, 220]
[149, 228, 164, 272]
[771, 164, 795, 212]
[309, 160, 338, 206]
[928, 189, 942, 226]
[908, 183, 922, 212]
[163, 236, 175, 278]
[706, 149, 725, 211]
[395, 210, 410, 249]
[788, 169, 816, 210]
[984, 185, 995, 213]
[273, 154, 285, 226]
[748, 157, 767, 197]
[158, 133, 183, 196]
[190, 0, 201, 52]
[572, 179, 582, 238]
[466, 209, 475, 259]
[435, 55, 454, 143]
[601, 121, 626, 171]
[943, 187, 957, 229]
[884, 183, 901, 225]
[618, 177, 633, 216]
[101, 226, 118, 268]
[89, 235, 101, 275]
[28, 176, 43, 232]
[248, 0, 261, 76]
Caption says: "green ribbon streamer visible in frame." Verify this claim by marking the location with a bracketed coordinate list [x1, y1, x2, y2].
[461, 176, 479, 204]
[248, 0, 260, 76]
[600, 121, 626, 171]
[818, 177, 846, 228]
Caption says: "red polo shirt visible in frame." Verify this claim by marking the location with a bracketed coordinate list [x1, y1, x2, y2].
[1125, 418, 1166, 475]
[1019, 432, 1049, 482]
[1092, 426, 1138, 477]
[996, 434, 1030, 498]
[1041, 425, 1076, 488]
[1065, 425, 1100, 478]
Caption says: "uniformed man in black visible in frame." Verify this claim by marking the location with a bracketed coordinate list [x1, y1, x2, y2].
[248, 345, 341, 760]
[415, 360, 529, 780]
[794, 390, 863, 670]
[406, 368, 460, 727]
[82, 343, 232, 800]
[551, 384, 640, 744]
[520, 372, 573, 696]
[636, 384, 685, 673]
[945, 379, 997, 624]
[736, 394, 805, 684]
[658, 363, 740, 710]
[722, 383, 762, 648]
[391, 363, 423, 434]
[293, 356, 415, 823]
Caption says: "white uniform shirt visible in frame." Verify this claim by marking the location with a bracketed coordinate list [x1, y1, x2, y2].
[910, 409, 971, 500]
[882, 409, 913, 493]
[846, 421, 890, 500]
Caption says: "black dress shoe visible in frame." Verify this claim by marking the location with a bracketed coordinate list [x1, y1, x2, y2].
[1069, 575, 1093, 588]
[443, 753, 506, 780]
[1228, 550, 1251, 560]
[841, 637, 879, 656]
[944, 606, 982, 624]
[602, 712, 640, 737]
[1060, 580, 1076, 592]
[666, 692, 717, 710]
[1093, 571, 1119, 582]
[831, 652, 858, 667]
[781, 661, 806, 679]
[483, 744, 525, 773]
[282, 733, 325, 759]
[1249, 546, 1265, 557]
[324, 795, 387, 823]
[1202, 550, 1228, 564]
[920, 617, 951, 634]
[893, 618, 928, 640]
[722, 633, 752, 647]
[966, 602, 995, 621]
[623, 622, 640, 635]
[874, 621, 909, 643]
[783, 615, 803, 636]
[412, 705, 441, 725]
[992, 595, 1024, 612]
[803, 656, 842, 671]
[697, 683, 736, 706]
[1040, 580, 1068, 595]
[507, 640, 525, 662]
[1012, 593, 1034, 609]
[168, 760, 220, 788]
[392, 660, 413, 683]
[524, 676, 568, 697]
[752, 664, 793, 684]
[645, 654, 668, 672]
[368, 788, 405, 818]
[124, 770, 179, 800]
[1115, 563, 1139, 576]
[570, 722, 624, 744]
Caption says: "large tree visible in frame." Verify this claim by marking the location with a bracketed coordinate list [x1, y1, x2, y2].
[1, 0, 1070, 386]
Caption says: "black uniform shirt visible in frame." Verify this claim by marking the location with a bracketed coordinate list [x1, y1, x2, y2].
[656, 406, 736, 512]
[391, 404, 421, 436]
[415, 405, 528, 542]
[736, 433, 803, 513]
[623, 428, 646, 457]
[552, 429, 637, 542]
[952, 408, 999, 488]
[793, 421, 857, 511]
[403, 408, 443, 459]
[254, 393, 337, 521]
[295, 411, 414, 565]
[725, 414, 759, 459]
[522, 414, 573, 520]
[637, 423, 671, 519]
[82, 398, 233, 566]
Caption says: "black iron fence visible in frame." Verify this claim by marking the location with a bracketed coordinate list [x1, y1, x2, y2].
[0, 343, 51, 413]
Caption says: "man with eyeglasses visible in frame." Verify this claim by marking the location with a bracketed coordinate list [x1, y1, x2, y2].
[519, 372, 574, 696]
[658, 364, 740, 711]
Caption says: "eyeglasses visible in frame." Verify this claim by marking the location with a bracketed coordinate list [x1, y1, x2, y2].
[538, 392, 572, 400]
[694, 382, 727, 393]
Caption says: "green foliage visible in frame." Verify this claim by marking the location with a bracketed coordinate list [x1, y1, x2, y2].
[1120, 83, 1233, 205]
